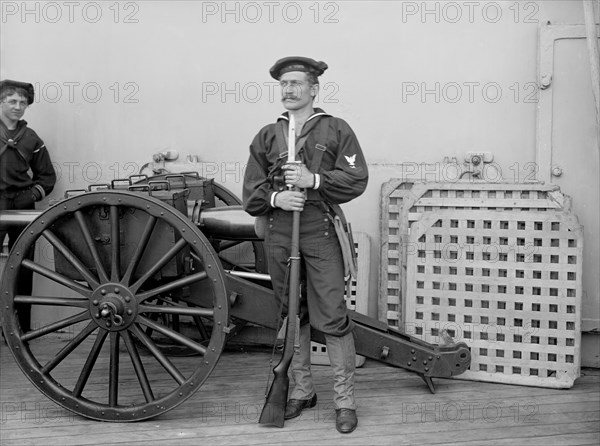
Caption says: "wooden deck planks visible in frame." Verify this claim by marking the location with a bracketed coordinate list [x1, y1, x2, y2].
[1, 339, 599, 446]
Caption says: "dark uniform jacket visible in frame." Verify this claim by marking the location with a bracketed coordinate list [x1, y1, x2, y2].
[243, 108, 368, 215]
[0, 119, 56, 200]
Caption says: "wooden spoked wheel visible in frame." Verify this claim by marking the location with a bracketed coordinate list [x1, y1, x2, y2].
[0, 191, 229, 421]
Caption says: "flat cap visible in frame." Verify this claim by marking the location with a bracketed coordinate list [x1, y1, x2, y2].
[269, 56, 328, 80]
[0, 79, 35, 104]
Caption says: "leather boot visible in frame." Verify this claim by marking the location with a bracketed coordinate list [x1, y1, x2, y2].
[284, 394, 317, 420]
[336, 408, 358, 433]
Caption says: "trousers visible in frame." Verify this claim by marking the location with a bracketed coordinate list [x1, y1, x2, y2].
[264, 203, 353, 336]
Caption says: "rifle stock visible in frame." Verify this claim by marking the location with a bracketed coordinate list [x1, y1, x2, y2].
[259, 208, 301, 427]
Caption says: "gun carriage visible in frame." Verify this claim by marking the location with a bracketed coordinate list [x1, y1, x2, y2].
[0, 174, 470, 422]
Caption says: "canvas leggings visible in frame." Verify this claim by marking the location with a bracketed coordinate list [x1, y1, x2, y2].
[264, 202, 356, 410]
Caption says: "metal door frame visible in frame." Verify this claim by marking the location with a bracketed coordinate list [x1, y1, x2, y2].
[536, 22, 599, 183]
[536, 22, 600, 335]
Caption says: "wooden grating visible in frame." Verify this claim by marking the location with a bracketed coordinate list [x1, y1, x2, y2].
[379, 181, 571, 327]
[404, 210, 582, 388]
[311, 231, 370, 366]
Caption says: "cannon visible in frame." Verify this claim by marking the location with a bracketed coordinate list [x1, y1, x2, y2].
[0, 174, 471, 422]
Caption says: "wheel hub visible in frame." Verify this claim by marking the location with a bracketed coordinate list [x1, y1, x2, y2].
[90, 284, 137, 331]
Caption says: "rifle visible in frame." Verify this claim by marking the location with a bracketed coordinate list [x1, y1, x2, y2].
[259, 114, 302, 428]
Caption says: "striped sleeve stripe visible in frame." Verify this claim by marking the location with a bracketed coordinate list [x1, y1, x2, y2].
[33, 184, 46, 200]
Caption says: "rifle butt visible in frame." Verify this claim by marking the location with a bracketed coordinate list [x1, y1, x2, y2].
[258, 375, 289, 427]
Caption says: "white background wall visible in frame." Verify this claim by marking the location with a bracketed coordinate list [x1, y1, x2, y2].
[2, 1, 598, 362]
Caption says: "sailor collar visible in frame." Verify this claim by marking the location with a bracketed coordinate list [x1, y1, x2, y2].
[277, 109, 331, 123]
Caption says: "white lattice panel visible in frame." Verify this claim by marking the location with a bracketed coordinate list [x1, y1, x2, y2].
[380, 181, 570, 328]
[404, 210, 582, 388]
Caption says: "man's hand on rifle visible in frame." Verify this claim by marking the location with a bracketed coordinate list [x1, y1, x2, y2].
[283, 163, 315, 189]
[274, 190, 305, 212]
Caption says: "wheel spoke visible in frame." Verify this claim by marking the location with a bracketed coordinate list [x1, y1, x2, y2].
[193, 315, 210, 340]
[136, 271, 208, 302]
[130, 324, 186, 385]
[21, 311, 89, 341]
[21, 259, 92, 297]
[121, 330, 155, 403]
[41, 321, 97, 374]
[42, 229, 100, 288]
[109, 332, 120, 407]
[75, 210, 109, 283]
[139, 303, 214, 318]
[137, 315, 207, 355]
[110, 205, 121, 282]
[121, 215, 156, 286]
[142, 298, 163, 338]
[130, 237, 188, 293]
[14, 295, 89, 308]
[73, 329, 108, 397]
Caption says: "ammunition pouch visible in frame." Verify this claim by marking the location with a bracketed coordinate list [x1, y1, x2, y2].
[272, 174, 286, 192]
[267, 151, 289, 193]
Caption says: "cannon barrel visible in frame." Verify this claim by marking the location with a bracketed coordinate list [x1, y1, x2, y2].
[193, 205, 260, 240]
[0, 206, 260, 241]
[0, 210, 40, 229]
